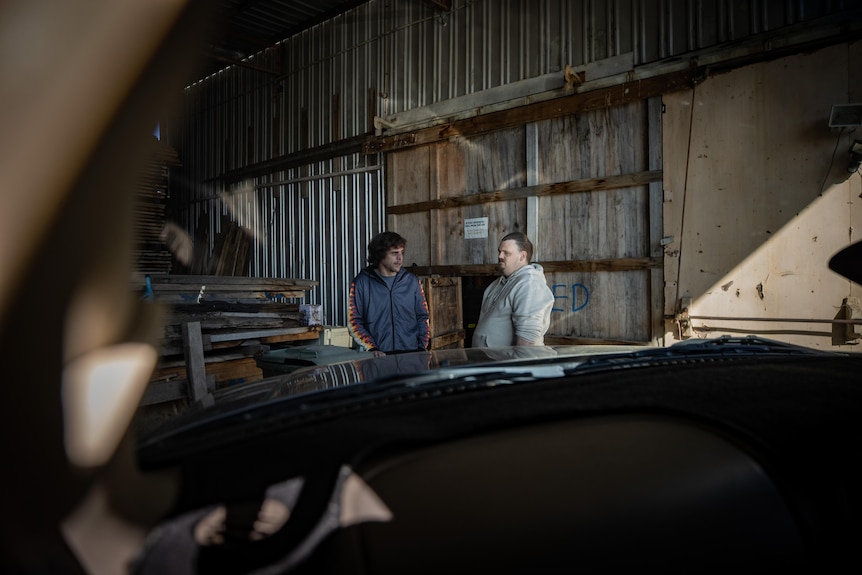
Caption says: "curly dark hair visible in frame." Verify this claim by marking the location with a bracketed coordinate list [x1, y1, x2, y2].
[367, 231, 406, 267]
[501, 231, 534, 263]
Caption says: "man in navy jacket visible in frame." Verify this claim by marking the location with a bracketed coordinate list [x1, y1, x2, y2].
[348, 231, 430, 356]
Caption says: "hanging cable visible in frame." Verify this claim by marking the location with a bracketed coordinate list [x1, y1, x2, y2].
[818, 127, 845, 196]
[673, 83, 697, 339]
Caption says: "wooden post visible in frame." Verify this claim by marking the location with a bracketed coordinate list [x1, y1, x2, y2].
[182, 321, 209, 403]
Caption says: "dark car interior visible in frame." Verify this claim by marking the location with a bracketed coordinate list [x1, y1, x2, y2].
[4, 2, 862, 573]
[133, 349, 862, 574]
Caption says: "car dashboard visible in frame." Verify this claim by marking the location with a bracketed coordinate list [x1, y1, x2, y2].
[133, 338, 862, 574]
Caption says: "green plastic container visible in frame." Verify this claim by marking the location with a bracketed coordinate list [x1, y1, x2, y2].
[256, 344, 367, 377]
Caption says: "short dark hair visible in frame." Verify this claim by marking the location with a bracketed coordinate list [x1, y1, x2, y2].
[368, 231, 406, 267]
[501, 231, 533, 262]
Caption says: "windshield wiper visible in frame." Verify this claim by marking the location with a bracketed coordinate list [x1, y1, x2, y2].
[564, 335, 836, 375]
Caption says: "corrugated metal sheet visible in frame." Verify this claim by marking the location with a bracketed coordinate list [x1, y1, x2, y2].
[201, 0, 371, 81]
[169, 0, 860, 327]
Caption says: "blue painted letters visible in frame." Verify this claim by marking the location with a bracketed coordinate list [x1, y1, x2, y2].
[551, 283, 589, 313]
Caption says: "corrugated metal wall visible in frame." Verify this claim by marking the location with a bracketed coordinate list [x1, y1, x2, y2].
[168, 0, 856, 326]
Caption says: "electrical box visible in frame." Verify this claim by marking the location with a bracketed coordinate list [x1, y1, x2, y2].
[828, 103, 862, 129]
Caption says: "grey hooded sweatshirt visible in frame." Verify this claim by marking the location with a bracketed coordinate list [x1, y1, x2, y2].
[471, 263, 555, 347]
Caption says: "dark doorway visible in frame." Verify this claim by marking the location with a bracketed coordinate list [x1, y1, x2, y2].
[461, 275, 495, 347]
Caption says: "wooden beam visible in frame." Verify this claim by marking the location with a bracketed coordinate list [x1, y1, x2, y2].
[139, 379, 187, 407]
[544, 335, 651, 346]
[149, 291, 309, 304]
[412, 257, 662, 277]
[182, 321, 209, 403]
[209, 326, 321, 343]
[141, 274, 319, 289]
[215, 132, 370, 184]
[364, 69, 694, 154]
[259, 330, 323, 344]
[430, 329, 465, 349]
[388, 170, 662, 215]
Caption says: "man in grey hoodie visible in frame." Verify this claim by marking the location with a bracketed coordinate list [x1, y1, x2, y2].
[472, 232, 555, 347]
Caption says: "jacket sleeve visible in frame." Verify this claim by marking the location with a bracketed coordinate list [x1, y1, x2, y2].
[348, 276, 378, 351]
[510, 274, 554, 344]
[415, 278, 431, 350]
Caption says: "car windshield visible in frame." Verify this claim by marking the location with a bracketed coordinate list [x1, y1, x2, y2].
[4, 2, 862, 574]
[136, 335, 849, 466]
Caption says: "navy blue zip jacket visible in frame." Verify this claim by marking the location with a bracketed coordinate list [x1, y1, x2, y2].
[348, 267, 430, 353]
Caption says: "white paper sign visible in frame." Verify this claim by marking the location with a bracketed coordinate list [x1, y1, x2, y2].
[464, 217, 488, 239]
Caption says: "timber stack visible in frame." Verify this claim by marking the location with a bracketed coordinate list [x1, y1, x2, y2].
[133, 273, 321, 417]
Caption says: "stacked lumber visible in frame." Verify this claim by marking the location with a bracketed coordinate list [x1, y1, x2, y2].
[179, 213, 253, 276]
[211, 217, 252, 276]
[137, 274, 322, 408]
[158, 300, 323, 356]
[150, 357, 267, 390]
[136, 274, 318, 304]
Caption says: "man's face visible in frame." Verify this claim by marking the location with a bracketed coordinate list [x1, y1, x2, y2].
[497, 239, 527, 278]
[377, 245, 404, 277]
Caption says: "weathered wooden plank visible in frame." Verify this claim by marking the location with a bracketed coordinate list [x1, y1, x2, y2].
[467, 127, 527, 192]
[364, 69, 693, 154]
[150, 291, 309, 303]
[139, 379, 188, 407]
[181, 321, 209, 403]
[139, 274, 319, 288]
[429, 146, 442, 268]
[146, 285, 313, 295]
[424, 276, 463, 346]
[390, 212, 432, 267]
[159, 337, 212, 357]
[218, 132, 369, 185]
[544, 335, 651, 346]
[204, 357, 263, 386]
[163, 313, 296, 335]
[410, 257, 661, 277]
[647, 96, 665, 345]
[169, 310, 303, 321]
[546, 270, 651, 342]
[388, 145, 432, 205]
[660, 91, 691, 319]
[169, 301, 301, 313]
[387, 170, 662, 215]
[426, 277, 461, 288]
[436, 207, 493, 266]
[430, 329, 466, 349]
[258, 329, 323, 344]
[437, 138, 469, 199]
[387, 144, 433, 266]
[381, 80, 662, 346]
[209, 326, 320, 343]
[155, 345, 271, 369]
[150, 358, 262, 392]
